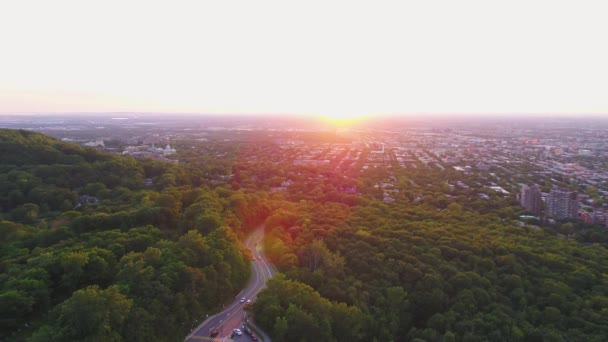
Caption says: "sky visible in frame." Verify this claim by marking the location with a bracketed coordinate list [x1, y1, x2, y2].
[1, 0, 607, 118]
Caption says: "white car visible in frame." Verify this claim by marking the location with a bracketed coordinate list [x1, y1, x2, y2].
[246, 299, 251, 305]
[239, 297, 246, 303]
[233, 328, 243, 336]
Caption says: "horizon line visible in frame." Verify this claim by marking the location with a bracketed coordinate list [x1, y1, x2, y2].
[1, 111, 608, 118]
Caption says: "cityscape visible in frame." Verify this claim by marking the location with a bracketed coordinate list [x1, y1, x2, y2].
[4, 114, 608, 226]
[2, 114, 608, 341]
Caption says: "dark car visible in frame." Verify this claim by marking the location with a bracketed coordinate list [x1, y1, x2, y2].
[251, 335, 258, 341]
[210, 330, 219, 337]
[244, 327, 252, 335]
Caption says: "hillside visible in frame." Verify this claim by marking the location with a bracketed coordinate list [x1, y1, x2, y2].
[0, 129, 253, 341]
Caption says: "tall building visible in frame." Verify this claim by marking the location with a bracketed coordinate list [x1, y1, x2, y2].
[519, 184, 542, 214]
[546, 189, 579, 219]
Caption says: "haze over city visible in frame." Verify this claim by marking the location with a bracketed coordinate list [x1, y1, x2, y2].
[2, 0, 608, 119]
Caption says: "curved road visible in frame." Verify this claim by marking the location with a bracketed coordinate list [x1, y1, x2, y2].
[186, 226, 274, 341]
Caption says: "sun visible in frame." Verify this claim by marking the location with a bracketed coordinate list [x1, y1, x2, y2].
[317, 112, 370, 126]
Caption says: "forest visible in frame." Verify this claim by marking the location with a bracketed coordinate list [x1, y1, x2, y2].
[0, 129, 266, 341]
[253, 197, 608, 341]
[2, 129, 608, 341]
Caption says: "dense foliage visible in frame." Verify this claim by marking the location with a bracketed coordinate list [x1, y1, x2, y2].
[0, 130, 256, 341]
[240, 143, 608, 341]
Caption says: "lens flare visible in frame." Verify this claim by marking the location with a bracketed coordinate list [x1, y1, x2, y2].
[317, 112, 371, 126]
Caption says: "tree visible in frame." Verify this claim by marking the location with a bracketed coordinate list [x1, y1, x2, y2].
[0, 290, 35, 329]
[11, 203, 39, 223]
[53, 285, 132, 341]
[273, 316, 288, 342]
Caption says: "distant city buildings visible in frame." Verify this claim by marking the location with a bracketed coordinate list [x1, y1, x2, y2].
[293, 159, 330, 166]
[578, 207, 607, 226]
[519, 184, 542, 214]
[578, 149, 593, 157]
[546, 189, 579, 219]
[8, 114, 608, 226]
[120, 143, 177, 163]
[162, 144, 176, 155]
[83, 139, 105, 147]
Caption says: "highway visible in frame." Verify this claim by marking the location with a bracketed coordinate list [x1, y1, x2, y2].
[185, 226, 274, 341]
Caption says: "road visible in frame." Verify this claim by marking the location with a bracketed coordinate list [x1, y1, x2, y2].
[185, 226, 275, 342]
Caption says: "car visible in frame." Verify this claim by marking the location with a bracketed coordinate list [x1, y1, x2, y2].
[210, 330, 219, 337]
[239, 297, 246, 303]
[233, 328, 243, 336]
[246, 299, 251, 305]
[257, 256, 262, 260]
[244, 327, 252, 335]
[251, 335, 258, 341]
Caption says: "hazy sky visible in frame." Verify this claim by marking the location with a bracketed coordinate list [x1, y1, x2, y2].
[1, 0, 607, 118]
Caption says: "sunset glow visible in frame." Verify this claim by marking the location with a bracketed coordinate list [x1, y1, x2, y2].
[1, 0, 607, 116]
[318, 112, 372, 126]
